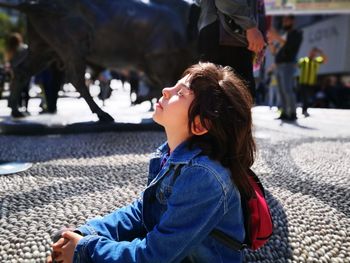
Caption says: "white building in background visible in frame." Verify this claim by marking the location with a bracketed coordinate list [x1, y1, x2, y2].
[297, 15, 350, 75]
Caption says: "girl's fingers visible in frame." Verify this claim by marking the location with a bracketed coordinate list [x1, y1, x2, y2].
[54, 253, 63, 262]
[62, 230, 82, 240]
[46, 255, 53, 263]
[249, 45, 259, 53]
[52, 237, 68, 250]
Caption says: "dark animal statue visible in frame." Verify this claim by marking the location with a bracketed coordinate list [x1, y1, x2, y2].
[0, 0, 199, 121]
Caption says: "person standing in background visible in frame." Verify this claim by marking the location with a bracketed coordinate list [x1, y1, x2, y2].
[4, 32, 30, 114]
[266, 64, 280, 109]
[268, 15, 303, 121]
[35, 62, 65, 114]
[298, 47, 327, 117]
[196, 0, 266, 99]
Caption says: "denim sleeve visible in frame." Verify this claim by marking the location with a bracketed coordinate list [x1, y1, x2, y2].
[73, 166, 226, 263]
[77, 198, 146, 242]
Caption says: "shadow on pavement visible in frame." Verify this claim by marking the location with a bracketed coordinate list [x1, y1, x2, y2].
[262, 138, 350, 217]
[0, 131, 167, 162]
[278, 120, 317, 130]
[0, 118, 163, 135]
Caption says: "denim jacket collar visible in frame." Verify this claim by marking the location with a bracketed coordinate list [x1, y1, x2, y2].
[156, 140, 202, 165]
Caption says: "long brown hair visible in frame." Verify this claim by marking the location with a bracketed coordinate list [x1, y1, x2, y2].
[184, 63, 256, 198]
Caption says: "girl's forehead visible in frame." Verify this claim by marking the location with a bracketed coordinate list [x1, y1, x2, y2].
[176, 74, 191, 89]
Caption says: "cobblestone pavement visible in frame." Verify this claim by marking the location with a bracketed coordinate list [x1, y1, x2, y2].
[0, 106, 349, 262]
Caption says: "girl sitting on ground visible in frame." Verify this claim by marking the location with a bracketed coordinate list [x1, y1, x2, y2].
[49, 62, 255, 263]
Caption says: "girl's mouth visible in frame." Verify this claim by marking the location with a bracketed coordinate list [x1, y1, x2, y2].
[155, 102, 163, 109]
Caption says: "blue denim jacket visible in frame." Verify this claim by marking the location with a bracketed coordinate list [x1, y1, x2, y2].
[74, 141, 245, 262]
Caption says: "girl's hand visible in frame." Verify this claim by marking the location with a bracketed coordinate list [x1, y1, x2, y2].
[52, 237, 69, 251]
[47, 237, 68, 263]
[53, 231, 83, 263]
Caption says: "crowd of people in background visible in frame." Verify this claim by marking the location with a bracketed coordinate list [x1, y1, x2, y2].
[0, 32, 151, 115]
[267, 15, 339, 120]
[257, 15, 350, 119]
[258, 68, 350, 109]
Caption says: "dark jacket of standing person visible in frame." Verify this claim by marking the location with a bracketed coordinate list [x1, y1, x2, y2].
[275, 28, 303, 64]
[196, 0, 266, 99]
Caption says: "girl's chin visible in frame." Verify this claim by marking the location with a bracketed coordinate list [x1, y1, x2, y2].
[152, 113, 161, 125]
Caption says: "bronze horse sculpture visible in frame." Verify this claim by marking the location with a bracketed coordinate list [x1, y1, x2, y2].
[0, 0, 199, 121]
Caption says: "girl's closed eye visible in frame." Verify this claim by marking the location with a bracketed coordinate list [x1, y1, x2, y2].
[177, 86, 192, 97]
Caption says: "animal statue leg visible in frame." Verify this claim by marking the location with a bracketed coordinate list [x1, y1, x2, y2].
[67, 61, 114, 122]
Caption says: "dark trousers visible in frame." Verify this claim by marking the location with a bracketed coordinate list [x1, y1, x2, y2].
[198, 21, 255, 99]
[299, 84, 315, 113]
[39, 63, 64, 113]
[47, 66, 64, 113]
[19, 82, 30, 110]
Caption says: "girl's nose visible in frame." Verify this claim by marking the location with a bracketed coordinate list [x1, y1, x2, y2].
[162, 87, 171, 99]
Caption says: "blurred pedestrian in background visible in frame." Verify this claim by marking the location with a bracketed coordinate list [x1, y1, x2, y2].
[323, 75, 347, 109]
[4, 32, 30, 114]
[97, 69, 113, 107]
[128, 69, 140, 105]
[196, 0, 266, 99]
[0, 63, 10, 100]
[298, 47, 327, 117]
[266, 64, 280, 109]
[35, 62, 65, 113]
[268, 15, 303, 121]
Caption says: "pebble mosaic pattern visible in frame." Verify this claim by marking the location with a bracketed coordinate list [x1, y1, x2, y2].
[0, 129, 349, 262]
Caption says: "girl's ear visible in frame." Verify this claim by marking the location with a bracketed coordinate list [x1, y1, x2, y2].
[191, 115, 208, 136]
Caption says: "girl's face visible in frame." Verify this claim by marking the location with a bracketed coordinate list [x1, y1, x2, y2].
[153, 75, 194, 133]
